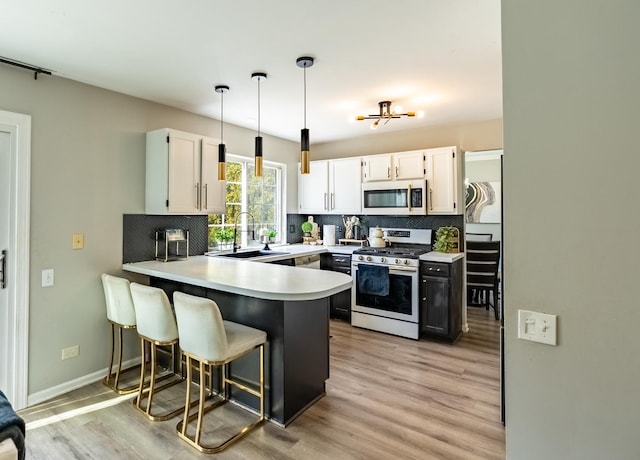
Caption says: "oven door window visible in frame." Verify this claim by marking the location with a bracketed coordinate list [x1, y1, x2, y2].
[363, 188, 408, 209]
[355, 269, 413, 314]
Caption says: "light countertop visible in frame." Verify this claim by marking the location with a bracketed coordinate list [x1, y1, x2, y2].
[123, 254, 352, 302]
[419, 251, 465, 263]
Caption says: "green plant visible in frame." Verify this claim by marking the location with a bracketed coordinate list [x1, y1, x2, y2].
[301, 221, 313, 234]
[268, 229, 277, 239]
[433, 226, 459, 253]
[214, 228, 235, 242]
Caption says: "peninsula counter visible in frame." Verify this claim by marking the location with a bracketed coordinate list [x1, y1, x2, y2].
[123, 255, 352, 426]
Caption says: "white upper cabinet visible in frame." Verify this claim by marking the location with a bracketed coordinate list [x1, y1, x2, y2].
[362, 154, 392, 181]
[426, 146, 459, 215]
[298, 158, 362, 214]
[329, 157, 362, 214]
[145, 128, 226, 215]
[362, 150, 425, 182]
[298, 160, 330, 214]
[394, 150, 426, 180]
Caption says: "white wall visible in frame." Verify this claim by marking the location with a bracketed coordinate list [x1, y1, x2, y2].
[503, 1, 640, 458]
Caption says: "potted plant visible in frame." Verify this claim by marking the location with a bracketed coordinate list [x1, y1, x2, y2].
[301, 221, 313, 236]
[433, 226, 460, 253]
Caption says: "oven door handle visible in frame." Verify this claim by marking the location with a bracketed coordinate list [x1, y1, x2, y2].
[351, 262, 418, 273]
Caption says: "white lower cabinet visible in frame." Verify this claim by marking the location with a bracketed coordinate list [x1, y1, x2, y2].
[145, 128, 225, 215]
[426, 146, 459, 214]
[298, 158, 362, 214]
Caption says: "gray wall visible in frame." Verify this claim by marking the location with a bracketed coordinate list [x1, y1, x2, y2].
[0, 64, 299, 395]
[503, 1, 640, 458]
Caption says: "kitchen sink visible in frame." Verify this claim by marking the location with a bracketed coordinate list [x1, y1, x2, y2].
[214, 249, 290, 259]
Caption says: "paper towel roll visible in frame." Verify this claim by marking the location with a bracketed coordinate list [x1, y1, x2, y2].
[323, 225, 336, 246]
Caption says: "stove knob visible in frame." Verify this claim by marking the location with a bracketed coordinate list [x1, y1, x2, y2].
[358, 255, 364, 261]
[366, 256, 373, 262]
[395, 258, 400, 264]
[404, 259, 410, 265]
[380, 257, 386, 263]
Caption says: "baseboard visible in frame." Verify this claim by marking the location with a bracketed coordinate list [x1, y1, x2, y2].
[27, 357, 141, 407]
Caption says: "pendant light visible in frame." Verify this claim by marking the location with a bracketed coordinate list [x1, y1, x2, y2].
[214, 85, 229, 181]
[296, 56, 314, 175]
[252, 72, 267, 177]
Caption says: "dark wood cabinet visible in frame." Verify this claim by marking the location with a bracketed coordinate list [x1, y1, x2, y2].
[320, 253, 352, 321]
[420, 258, 463, 342]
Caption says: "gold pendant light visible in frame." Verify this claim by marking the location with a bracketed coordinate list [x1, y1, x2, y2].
[251, 72, 267, 177]
[214, 85, 229, 181]
[297, 56, 314, 175]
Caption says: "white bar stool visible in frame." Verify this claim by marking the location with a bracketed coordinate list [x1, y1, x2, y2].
[130, 283, 184, 421]
[173, 291, 266, 454]
[101, 274, 140, 394]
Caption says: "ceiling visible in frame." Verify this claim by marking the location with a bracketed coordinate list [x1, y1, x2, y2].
[0, 1, 502, 144]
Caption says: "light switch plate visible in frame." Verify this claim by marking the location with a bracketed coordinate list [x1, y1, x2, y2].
[42, 268, 54, 287]
[518, 309, 557, 346]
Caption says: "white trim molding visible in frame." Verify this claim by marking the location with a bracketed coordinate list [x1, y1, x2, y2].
[0, 109, 31, 410]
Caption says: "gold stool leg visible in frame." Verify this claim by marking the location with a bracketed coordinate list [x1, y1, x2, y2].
[103, 323, 140, 394]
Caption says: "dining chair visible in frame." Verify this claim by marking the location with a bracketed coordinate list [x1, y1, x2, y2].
[130, 283, 185, 421]
[465, 232, 493, 241]
[101, 274, 140, 394]
[466, 240, 501, 320]
[173, 291, 266, 454]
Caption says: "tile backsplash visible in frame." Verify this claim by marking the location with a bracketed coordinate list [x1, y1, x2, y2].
[286, 213, 463, 244]
[123, 214, 209, 263]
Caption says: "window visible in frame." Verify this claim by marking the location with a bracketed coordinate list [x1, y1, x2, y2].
[208, 155, 284, 250]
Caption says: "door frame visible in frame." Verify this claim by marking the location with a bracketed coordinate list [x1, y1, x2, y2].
[0, 110, 31, 410]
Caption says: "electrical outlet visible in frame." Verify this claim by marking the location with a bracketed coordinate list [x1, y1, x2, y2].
[72, 233, 84, 249]
[337, 226, 343, 233]
[61, 345, 79, 360]
[42, 269, 54, 287]
[289, 225, 295, 233]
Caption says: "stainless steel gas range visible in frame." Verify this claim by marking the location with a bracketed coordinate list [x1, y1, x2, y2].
[351, 228, 431, 340]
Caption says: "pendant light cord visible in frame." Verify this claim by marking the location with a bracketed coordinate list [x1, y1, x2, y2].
[220, 90, 224, 142]
[303, 65, 307, 129]
[257, 77, 261, 136]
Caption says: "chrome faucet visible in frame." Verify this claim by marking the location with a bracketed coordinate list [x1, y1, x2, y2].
[232, 212, 255, 252]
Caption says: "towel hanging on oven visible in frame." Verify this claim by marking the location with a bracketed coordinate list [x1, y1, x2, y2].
[357, 264, 390, 296]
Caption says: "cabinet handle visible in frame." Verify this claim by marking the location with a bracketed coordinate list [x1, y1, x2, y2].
[429, 189, 433, 210]
[387, 167, 390, 178]
[195, 183, 200, 209]
[407, 184, 412, 212]
[331, 193, 335, 210]
[203, 183, 208, 210]
[324, 193, 328, 210]
[395, 166, 399, 178]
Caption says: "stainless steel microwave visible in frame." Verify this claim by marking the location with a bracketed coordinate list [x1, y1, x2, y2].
[362, 180, 427, 215]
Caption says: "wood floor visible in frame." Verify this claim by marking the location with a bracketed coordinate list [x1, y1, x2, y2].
[19, 307, 504, 459]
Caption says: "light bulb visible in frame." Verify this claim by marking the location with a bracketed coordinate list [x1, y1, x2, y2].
[370, 120, 379, 130]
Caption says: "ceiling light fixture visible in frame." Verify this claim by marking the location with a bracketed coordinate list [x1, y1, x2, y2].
[251, 72, 267, 177]
[214, 84, 229, 181]
[357, 100, 416, 130]
[297, 56, 314, 175]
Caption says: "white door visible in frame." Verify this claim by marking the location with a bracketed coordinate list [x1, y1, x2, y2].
[0, 129, 11, 395]
[362, 154, 392, 181]
[428, 147, 457, 214]
[0, 111, 31, 410]
[394, 151, 425, 180]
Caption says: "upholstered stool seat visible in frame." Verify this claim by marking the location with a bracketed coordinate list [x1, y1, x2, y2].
[101, 274, 141, 394]
[173, 291, 266, 454]
[130, 283, 185, 421]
